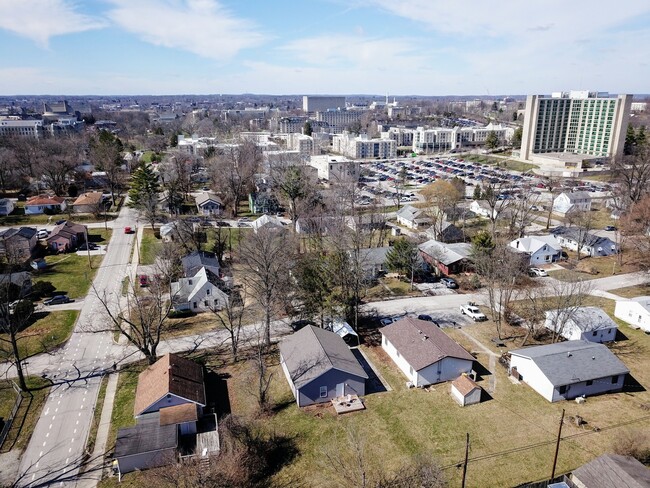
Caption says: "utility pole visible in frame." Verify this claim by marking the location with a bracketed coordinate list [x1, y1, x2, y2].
[551, 409, 565, 480]
[83, 225, 92, 269]
[461, 432, 470, 488]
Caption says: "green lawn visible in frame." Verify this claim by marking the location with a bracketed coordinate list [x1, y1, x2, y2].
[0, 310, 79, 359]
[0, 212, 117, 227]
[0, 377, 51, 452]
[34, 254, 103, 299]
[139, 228, 162, 265]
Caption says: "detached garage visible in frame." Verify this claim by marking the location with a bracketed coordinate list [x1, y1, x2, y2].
[279, 325, 368, 407]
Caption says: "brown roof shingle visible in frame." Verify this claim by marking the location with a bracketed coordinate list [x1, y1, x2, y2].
[72, 191, 103, 206]
[452, 374, 481, 397]
[133, 353, 206, 416]
[159, 403, 199, 426]
[381, 318, 474, 371]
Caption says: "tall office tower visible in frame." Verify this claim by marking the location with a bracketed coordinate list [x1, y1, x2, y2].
[520, 91, 632, 161]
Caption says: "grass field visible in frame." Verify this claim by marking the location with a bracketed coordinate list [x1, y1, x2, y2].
[0, 377, 52, 452]
[0, 310, 79, 359]
[0, 212, 117, 227]
[548, 254, 640, 282]
[34, 254, 103, 299]
[366, 277, 422, 300]
[138, 228, 162, 265]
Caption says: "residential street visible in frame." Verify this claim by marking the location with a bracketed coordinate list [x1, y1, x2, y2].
[13, 206, 138, 488]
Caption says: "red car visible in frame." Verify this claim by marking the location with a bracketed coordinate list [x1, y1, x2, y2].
[139, 275, 149, 287]
[124, 226, 133, 234]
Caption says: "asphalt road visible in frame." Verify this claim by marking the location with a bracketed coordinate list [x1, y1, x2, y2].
[15, 207, 137, 488]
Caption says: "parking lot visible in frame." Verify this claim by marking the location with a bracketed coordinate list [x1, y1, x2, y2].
[357, 156, 613, 206]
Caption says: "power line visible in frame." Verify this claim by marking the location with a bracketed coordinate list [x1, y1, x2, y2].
[439, 413, 650, 471]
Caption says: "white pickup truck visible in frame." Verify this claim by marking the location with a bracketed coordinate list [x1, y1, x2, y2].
[460, 303, 487, 321]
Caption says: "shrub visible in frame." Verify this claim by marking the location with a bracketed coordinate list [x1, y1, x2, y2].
[168, 309, 195, 319]
[31, 281, 56, 298]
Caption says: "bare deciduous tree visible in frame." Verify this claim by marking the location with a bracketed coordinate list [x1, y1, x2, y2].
[209, 289, 246, 362]
[611, 146, 650, 206]
[421, 180, 462, 240]
[93, 275, 175, 364]
[36, 137, 80, 196]
[208, 140, 261, 217]
[239, 228, 294, 346]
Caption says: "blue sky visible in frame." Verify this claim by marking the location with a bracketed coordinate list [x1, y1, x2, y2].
[0, 0, 649, 96]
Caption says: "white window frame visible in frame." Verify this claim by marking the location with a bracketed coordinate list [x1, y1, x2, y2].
[319, 386, 328, 398]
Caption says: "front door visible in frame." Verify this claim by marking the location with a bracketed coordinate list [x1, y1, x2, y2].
[336, 383, 345, 397]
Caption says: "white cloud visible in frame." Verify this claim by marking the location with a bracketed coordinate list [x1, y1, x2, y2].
[0, 0, 106, 47]
[105, 0, 268, 61]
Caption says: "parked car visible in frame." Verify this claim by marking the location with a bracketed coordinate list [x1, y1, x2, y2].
[417, 314, 437, 324]
[44, 295, 71, 305]
[124, 226, 134, 234]
[290, 319, 315, 331]
[78, 243, 99, 251]
[37, 229, 49, 239]
[604, 225, 617, 231]
[460, 303, 487, 321]
[528, 267, 548, 277]
[440, 277, 458, 289]
[379, 317, 395, 326]
[139, 275, 149, 287]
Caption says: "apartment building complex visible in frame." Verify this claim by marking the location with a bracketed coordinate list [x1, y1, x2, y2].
[520, 91, 632, 164]
[333, 133, 397, 159]
[411, 124, 511, 153]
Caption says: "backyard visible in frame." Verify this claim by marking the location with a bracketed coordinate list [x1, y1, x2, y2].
[99, 315, 650, 487]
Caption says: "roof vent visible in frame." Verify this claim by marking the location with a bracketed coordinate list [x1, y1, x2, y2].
[567, 352, 572, 357]
[592, 356, 595, 360]
[422, 335, 428, 341]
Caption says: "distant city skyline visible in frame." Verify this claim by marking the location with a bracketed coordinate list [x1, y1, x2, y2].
[0, 0, 649, 96]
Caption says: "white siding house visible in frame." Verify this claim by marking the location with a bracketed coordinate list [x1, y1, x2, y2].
[553, 191, 591, 216]
[171, 267, 228, 312]
[509, 235, 562, 265]
[381, 317, 474, 387]
[469, 200, 496, 219]
[614, 297, 650, 332]
[544, 306, 618, 343]
[396, 205, 431, 230]
[509, 341, 629, 402]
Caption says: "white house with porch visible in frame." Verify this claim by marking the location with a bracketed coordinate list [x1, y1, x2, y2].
[171, 267, 228, 312]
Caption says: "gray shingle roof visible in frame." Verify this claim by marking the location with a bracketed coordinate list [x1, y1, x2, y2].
[114, 422, 178, 458]
[419, 240, 473, 266]
[510, 340, 629, 387]
[572, 454, 650, 488]
[545, 306, 618, 333]
[279, 325, 368, 390]
[550, 226, 616, 249]
[381, 317, 474, 371]
[181, 251, 219, 277]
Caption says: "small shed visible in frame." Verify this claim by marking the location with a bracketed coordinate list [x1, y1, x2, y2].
[451, 374, 482, 407]
[327, 319, 360, 347]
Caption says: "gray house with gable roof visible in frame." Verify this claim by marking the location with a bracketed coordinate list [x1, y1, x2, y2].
[509, 340, 629, 402]
[279, 325, 368, 407]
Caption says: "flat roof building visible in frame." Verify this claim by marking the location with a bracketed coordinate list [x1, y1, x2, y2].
[303, 95, 346, 113]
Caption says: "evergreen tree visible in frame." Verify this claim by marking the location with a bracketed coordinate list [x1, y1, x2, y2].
[485, 130, 500, 149]
[473, 185, 482, 200]
[511, 127, 523, 148]
[303, 121, 313, 136]
[128, 163, 161, 229]
[386, 238, 419, 277]
[636, 125, 646, 147]
[624, 125, 637, 155]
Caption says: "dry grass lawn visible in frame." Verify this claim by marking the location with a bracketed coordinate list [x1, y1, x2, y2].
[608, 283, 650, 299]
[102, 311, 650, 487]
